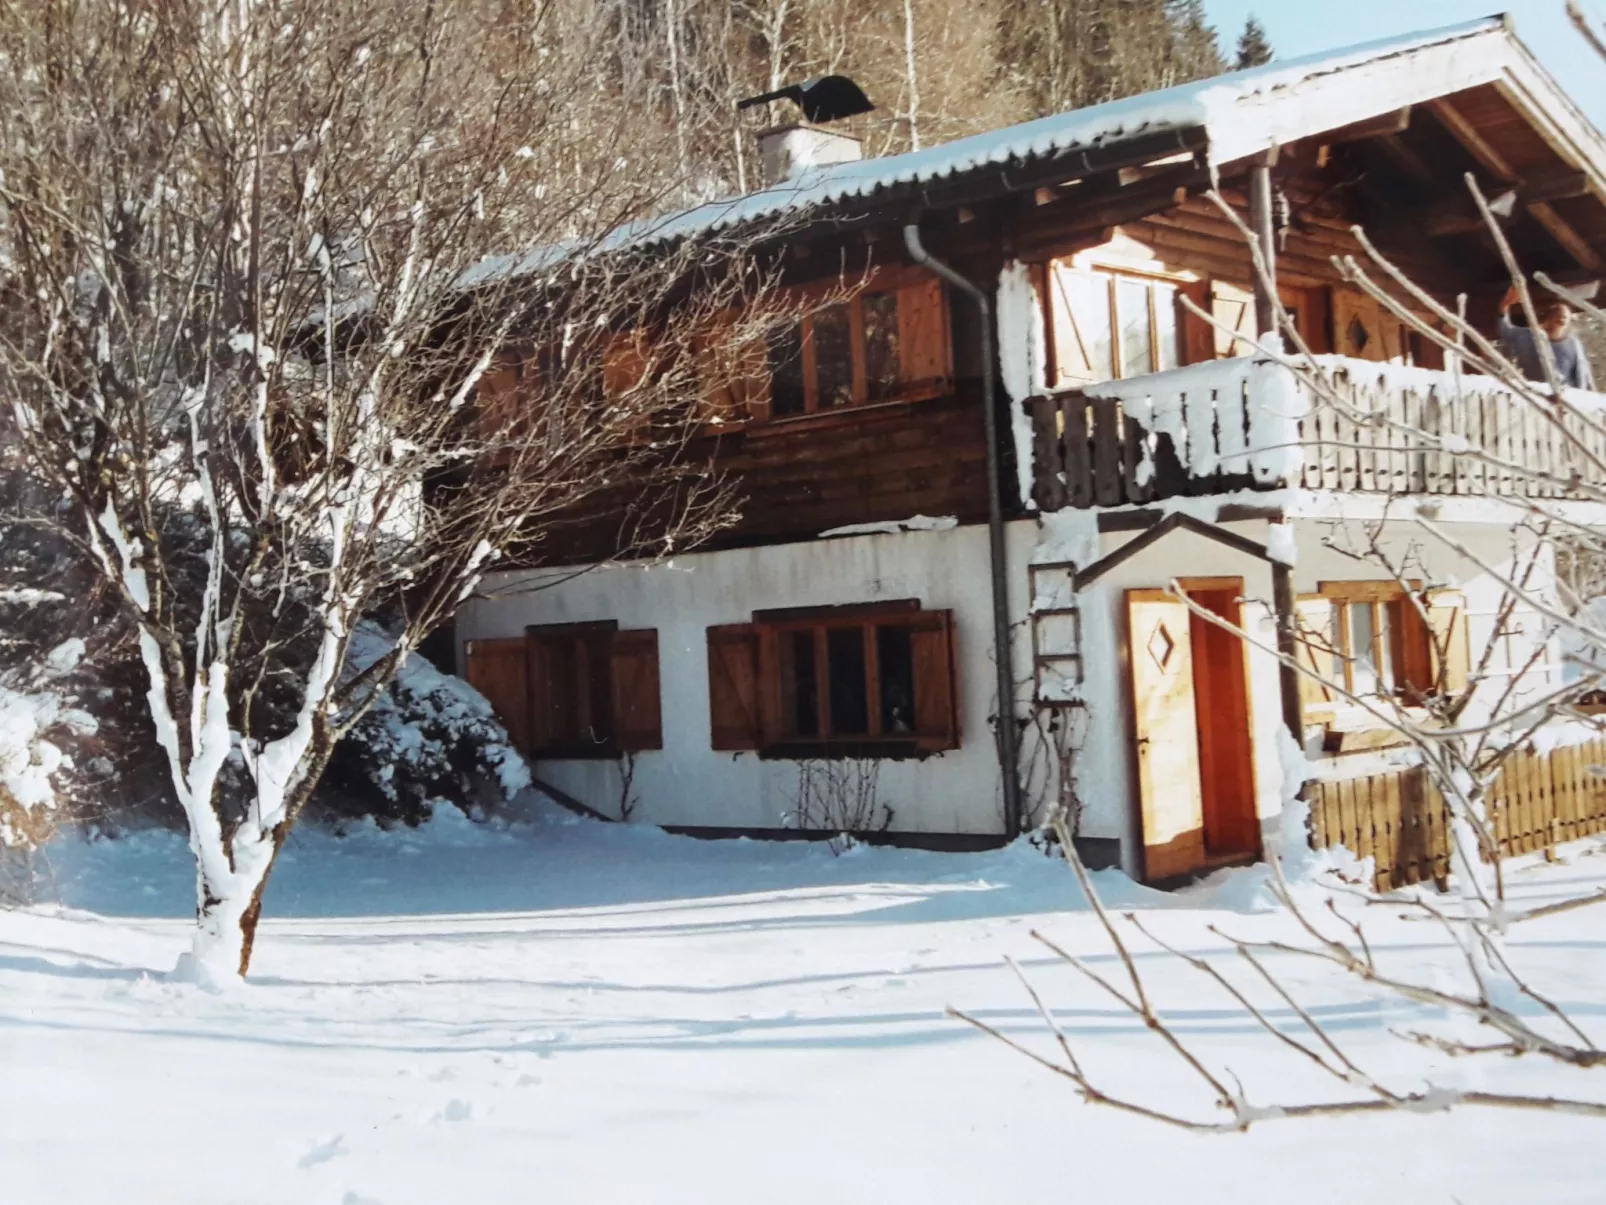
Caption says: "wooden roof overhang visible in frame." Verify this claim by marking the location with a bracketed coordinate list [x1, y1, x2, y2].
[421, 17, 1606, 335]
[764, 17, 1606, 289]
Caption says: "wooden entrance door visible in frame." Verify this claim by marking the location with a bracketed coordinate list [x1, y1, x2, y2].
[1126, 590, 1207, 881]
[1182, 579, 1261, 859]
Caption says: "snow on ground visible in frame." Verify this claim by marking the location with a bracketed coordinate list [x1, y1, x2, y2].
[4, 804, 1606, 1204]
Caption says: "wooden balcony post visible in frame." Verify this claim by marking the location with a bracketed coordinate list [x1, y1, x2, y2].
[1271, 560, 1303, 744]
[1250, 156, 1278, 340]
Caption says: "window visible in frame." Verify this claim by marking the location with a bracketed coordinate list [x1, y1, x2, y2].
[747, 273, 951, 420]
[463, 623, 661, 758]
[706, 601, 958, 756]
[1047, 260, 1180, 388]
[474, 341, 608, 443]
[1294, 583, 1468, 715]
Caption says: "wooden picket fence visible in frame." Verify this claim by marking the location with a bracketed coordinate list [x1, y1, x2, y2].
[1308, 738, 1606, 891]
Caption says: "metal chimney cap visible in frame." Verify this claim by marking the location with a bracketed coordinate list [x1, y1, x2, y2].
[736, 75, 875, 124]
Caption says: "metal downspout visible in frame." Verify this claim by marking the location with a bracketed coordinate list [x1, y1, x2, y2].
[902, 221, 1024, 840]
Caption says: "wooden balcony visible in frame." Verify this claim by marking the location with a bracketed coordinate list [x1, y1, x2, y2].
[1026, 355, 1606, 510]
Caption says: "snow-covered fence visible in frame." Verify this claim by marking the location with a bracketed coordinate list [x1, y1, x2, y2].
[1026, 355, 1606, 510]
[1309, 736, 1606, 891]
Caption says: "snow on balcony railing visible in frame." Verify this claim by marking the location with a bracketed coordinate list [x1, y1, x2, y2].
[1025, 354, 1606, 510]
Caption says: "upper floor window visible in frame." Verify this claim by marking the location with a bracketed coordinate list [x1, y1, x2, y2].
[1046, 258, 1182, 389]
[753, 271, 952, 420]
[473, 269, 952, 435]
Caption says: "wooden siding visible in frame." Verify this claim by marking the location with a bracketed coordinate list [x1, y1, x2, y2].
[533, 387, 994, 565]
[488, 101, 1606, 563]
[1309, 739, 1606, 891]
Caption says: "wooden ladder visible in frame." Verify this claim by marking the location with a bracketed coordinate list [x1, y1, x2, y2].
[1028, 560, 1084, 705]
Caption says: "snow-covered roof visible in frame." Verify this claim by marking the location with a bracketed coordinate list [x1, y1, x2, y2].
[462, 15, 1606, 287]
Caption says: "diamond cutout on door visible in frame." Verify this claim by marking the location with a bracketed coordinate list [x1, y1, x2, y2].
[1147, 621, 1176, 672]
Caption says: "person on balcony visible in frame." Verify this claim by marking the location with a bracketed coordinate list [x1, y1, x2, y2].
[1497, 284, 1595, 391]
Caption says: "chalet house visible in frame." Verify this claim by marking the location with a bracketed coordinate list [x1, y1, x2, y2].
[454, 16, 1606, 883]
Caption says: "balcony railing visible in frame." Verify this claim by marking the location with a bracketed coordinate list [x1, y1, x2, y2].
[1026, 355, 1606, 510]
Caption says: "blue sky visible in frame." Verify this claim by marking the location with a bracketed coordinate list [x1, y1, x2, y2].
[1203, 2, 1606, 127]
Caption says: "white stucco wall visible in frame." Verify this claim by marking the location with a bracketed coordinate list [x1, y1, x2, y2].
[458, 521, 1039, 836]
[456, 498, 1560, 868]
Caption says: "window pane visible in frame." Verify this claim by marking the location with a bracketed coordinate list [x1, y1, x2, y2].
[876, 625, 915, 735]
[781, 630, 820, 737]
[826, 627, 870, 735]
[1117, 277, 1154, 377]
[1153, 283, 1179, 371]
[542, 638, 580, 744]
[813, 304, 854, 408]
[767, 323, 806, 417]
[1376, 604, 1395, 692]
[580, 632, 616, 747]
[1349, 602, 1379, 695]
[863, 292, 901, 401]
[1064, 272, 1114, 383]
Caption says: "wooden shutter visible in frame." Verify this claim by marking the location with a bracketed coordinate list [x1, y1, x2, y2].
[1178, 278, 1213, 365]
[610, 629, 662, 751]
[1211, 280, 1256, 357]
[698, 315, 770, 424]
[476, 360, 522, 436]
[463, 638, 531, 752]
[603, 331, 650, 398]
[1293, 597, 1337, 711]
[526, 630, 559, 752]
[1332, 288, 1385, 361]
[707, 623, 762, 750]
[1393, 595, 1435, 701]
[909, 609, 960, 752]
[897, 277, 952, 390]
[1427, 589, 1470, 694]
[1048, 261, 1113, 387]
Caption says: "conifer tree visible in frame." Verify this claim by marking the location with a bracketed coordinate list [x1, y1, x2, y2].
[1235, 14, 1274, 69]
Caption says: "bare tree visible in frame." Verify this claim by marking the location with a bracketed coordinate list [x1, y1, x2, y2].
[0, 0, 784, 982]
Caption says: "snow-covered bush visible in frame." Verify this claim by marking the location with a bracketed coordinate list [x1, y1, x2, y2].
[0, 461, 529, 847]
[313, 625, 531, 829]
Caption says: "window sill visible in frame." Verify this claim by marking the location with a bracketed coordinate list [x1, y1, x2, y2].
[746, 386, 951, 436]
[758, 738, 937, 761]
[531, 743, 623, 761]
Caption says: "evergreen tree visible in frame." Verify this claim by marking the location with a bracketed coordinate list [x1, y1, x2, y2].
[1235, 15, 1274, 69]
[1167, 0, 1225, 83]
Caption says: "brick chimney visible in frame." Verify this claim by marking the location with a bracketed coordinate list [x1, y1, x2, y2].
[757, 123, 862, 187]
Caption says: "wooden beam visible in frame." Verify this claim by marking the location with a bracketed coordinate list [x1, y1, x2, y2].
[1250, 161, 1278, 338]
[1531, 202, 1603, 269]
[1429, 98, 1602, 270]
[1375, 133, 1435, 184]
[1272, 562, 1304, 744]
[1526, 172, 1592, 204]
[1429, 98, 1518, 181]
[1072, 513, 1272, 592]
[1324, 106, 1412, 146]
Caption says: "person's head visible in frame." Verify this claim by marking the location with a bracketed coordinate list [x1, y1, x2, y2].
[1541, 301, 1573, 340]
